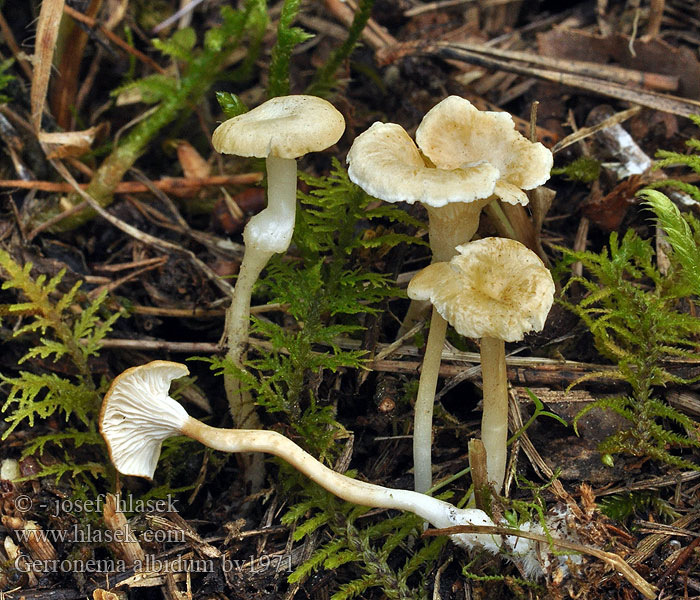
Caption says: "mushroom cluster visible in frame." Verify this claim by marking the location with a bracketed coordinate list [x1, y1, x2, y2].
[347, 96, 553, 493]
[100, 360, 575, 579]
[408, 238, 555, 492]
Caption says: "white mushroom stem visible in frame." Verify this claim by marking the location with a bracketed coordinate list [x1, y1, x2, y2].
[426, 201, 491, 263]
[223, 154, 298, 488]
[479, 336, 509, 493]
[224, 155, 297, 378]
[413, 307, 448, 494]
[412, 199, 492, 493]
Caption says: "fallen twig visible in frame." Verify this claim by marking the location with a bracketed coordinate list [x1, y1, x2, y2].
[0, 173, 262, 197]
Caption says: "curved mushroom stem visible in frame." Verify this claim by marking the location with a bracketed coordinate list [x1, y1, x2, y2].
[222, 154, 298, 489]
[413, 307, 447, 494]
[479, 336, 508, 493]
[181, 417, 500, 551]
[100, 361, 577, 580]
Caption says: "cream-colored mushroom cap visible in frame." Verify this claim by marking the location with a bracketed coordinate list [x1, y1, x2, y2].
[415, 96, 553, 205]
[407, 237, 555, 342]
[212, 95, 345, 159]
[100, 361, 190, 479]
[346, 122, 499, 207]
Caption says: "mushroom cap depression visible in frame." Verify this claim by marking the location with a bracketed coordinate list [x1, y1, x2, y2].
[415, 96, 553, 205]
[100, 361, 190, 479]
[346, 121, 499, 208]
[212, 95, 345, 159]
[407, 237, 555, 342]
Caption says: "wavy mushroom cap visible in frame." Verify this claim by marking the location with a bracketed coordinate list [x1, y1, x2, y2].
[346, 122, 499, 208]
[416, 96, 553, 205]
[407, 237, 555, 342]
[100, 361, 190, 479]
[212, 95, 345, 159]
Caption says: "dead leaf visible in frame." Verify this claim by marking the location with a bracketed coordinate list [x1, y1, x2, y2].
[176, 140, 210, 180]
[581, 175, 646, 231]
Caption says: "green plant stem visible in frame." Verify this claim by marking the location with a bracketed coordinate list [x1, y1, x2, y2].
[305, 0, 375, 96]
[480, 336, 508, 493]
[413, 307, 448, 494]
[44, 31, 247, 231]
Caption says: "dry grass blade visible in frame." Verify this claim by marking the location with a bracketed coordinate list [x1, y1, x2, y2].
[551, 106, 642, 154]
[445, 41, 678, 92]
[31, 0, 65, 132]
[423, 524, 658, 599]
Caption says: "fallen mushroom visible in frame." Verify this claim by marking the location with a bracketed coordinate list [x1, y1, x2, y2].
[212, 95, 345, 485]
[407, 238, 555, 493]
[99, 360, 576, 579]
[346, 96, 552, 493]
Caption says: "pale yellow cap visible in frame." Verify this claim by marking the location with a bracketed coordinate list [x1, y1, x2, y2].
[416, 96, 553, 205]
[346, 121, 499, 207]
[212, 95, 345, 159]
[407, 237, 554, 342]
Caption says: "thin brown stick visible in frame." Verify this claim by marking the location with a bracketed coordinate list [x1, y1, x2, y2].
[439, 44, 700, 117]
[26, 201, 89, 241]
[63, 5, 167, 75]
[399, 41, 700, 118]
[87, 259, 168, 300]
[0, 174, 262, 195]
[552, 106, 642, 155]
[0, 12, 33, 80]
[130, 303, 286, 318]
[93, 338, 221, 353]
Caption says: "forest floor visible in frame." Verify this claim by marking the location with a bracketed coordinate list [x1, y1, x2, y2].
[0, 1, 699, 599]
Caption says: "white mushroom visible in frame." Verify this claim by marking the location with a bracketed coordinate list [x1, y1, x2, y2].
[99, 360, 575, 579]
[346, 121, 499, 263]
[100, 361, 190, 479]
[408, 238, 555, 492]
[212, 95, 345, 486]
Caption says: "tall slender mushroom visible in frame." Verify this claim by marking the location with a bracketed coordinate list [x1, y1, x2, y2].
[212, 96, 344, 486]
[99, 360, 575, 578]
[346, 96, 552, 493]
[407, 238, 555, 493]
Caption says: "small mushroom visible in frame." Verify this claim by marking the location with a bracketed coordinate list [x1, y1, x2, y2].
[100, 361, 190, 478]
[99, 360, 575, 578]
[416, 95, 553, 209]
[346, 121, 499, 263]
[347, 121, 499, 494]
[408, 238, 555, 493]
[211, 95, 345, 467]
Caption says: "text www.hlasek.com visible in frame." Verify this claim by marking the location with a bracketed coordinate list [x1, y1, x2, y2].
[14, 523, 183, 545]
